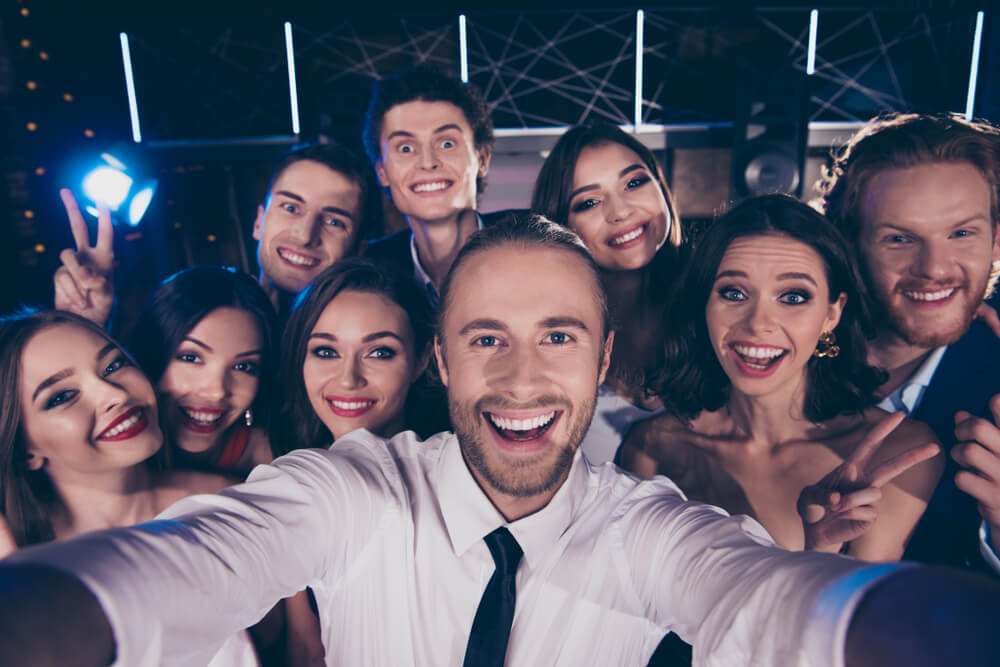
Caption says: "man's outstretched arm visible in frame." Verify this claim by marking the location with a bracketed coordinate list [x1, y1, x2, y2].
[846, 566, 1000, 667]
[0, 564, 113, 667]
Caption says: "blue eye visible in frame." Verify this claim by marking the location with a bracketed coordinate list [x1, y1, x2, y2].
[311, 346, 338, 359]
[440, 138, 456, 149]
[779, 291, 810, 305]
[572, 198, 599, 213]
[473, 335, 498, 347]
[280, 202, 300, 214]
[717, 287, 747, 302]
[45, 389, 77, 410]
[176, 352, 201, 364]
[233, 360, 259, 375]
[545, 332, 572, 344]
[369, 347, 397, 360]
[953, 229, 972, 238]
[883, 234, 909, 244]
[398, 144, 414, 154]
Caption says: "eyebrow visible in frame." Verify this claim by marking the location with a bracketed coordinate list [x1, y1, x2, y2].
[568, 164, 647, 201]
[458, 319, 507, 336]
[385, 123, 464, 144]
[32, 369, 73, 402]
[273, 191, 356, 222]
[32, 343, 121, 403]
[307, 331, 405, 345]
[715, 270, 818, 286]
[539, 316, 591, 332]
[183, 336, 213, 353]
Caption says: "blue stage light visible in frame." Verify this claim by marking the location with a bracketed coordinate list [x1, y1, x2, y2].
[80, 153, 157, 225]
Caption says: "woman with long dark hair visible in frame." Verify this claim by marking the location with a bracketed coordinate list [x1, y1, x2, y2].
[270, 257, 433, 453]
[531, 123, 685, 464]
[620, 194, 942, 560]
[0, 309, 258, 665]
[128, 266, 278, 475]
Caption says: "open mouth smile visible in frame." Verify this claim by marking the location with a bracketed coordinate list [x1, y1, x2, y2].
[607, 223, 648, 248]
[325, 396, 377, 418]
[484, 410, 560, 442]
[730, 343, 787, 376]
[277, 247, 320, 268]
[97, 406, 150, 441]
[179, 406, 226, 434]
[411, 180, 453, 194]
[902, 287, 958, 304]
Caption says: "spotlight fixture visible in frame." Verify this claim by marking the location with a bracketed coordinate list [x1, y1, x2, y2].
[80, 152, 158, 226]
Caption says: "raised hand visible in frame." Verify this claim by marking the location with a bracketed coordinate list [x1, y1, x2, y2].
[952, 394, 1000, 553]
[53, 188, 115, 326]
[798, 411, 940, 553]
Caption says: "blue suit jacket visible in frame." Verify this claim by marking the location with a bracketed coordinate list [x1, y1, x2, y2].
[903, 321, 1000, 572]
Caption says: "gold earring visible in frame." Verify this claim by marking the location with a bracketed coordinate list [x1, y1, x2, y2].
[244, 409, 253, 427]
[813, 331, 840, 359]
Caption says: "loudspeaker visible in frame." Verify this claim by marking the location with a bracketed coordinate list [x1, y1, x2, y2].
[731, 71, 809, 199]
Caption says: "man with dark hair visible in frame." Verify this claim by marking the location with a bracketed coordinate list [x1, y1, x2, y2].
[361, 64, 511, 308]
[815, 112, 1000, 571]
[1, 217, 997, 667]
[53, 142, 372, 325]
[252, 142, 372, 313]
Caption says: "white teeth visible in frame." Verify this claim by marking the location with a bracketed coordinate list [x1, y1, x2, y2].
[279, 249, 318, 267]
[181, 408, 223, 425]
[733, 344, 785, 359]
[330, 399, 376, 410]
[488, 411, 556, 432]
[609, 226, 645, 246]
[904, 288, 956, 302]
[101, 413, 140, 438]
[413, 181, 449, 193]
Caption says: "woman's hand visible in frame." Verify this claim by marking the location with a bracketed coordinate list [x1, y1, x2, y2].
[798, 411, 939, 553]
[53, 189, 115, 327]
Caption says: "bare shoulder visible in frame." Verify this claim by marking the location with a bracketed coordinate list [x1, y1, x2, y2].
[623, 412, 692, 455]
[153, 470, 239, 512]
[861, 408, 939, 464]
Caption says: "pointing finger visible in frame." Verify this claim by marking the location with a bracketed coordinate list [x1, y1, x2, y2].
[60, 188, 90, 251]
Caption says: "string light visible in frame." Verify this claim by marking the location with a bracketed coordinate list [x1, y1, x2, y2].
[39, 51, 49, 61]
[26, 81, 37, 90]
[84, 129, 95, 138]
[63, 93, 73, 102]
[20, 39, 30, 48]
[206, 234, 217, 242]
[26, 122, 37, 131]
[24, 210, 34, 219]
[34, 244, 46, 254]
[35, 167, 45, 176]
[20, 8, 29, 16]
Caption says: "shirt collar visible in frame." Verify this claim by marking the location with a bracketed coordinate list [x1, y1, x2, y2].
[435, 433, 588, 569]
[877, 345, 948, 414]
[409, 212, 485, 291]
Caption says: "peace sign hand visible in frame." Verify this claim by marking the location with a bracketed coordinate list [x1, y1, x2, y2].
[53, 189, 115, 327]
[797, 411, 940, 553]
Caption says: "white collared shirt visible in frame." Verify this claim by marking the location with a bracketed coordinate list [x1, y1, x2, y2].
[13, 430, 897, 666]
[876, 346, 948, 415]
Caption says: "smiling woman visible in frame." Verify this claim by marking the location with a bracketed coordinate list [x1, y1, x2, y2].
[127, 266, 278, 475]
[620, 195, 943, 561]
[270, 257, 433, 453]
[0, 309, 257, 664]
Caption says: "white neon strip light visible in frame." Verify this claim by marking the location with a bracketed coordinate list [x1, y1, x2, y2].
[807, 9, 818, 75]
[634, 10, 644, 129]
[119, 33, 142, 143]
[966, 11, 984, 121]
[285, 22, 300, 135]
[459, 15, 469, 83]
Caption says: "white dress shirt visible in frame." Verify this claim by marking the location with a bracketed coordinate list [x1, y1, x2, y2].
[13, 430, 897, 666]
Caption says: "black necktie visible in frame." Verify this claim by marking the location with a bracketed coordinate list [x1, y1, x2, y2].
[462, 527, 523, 667]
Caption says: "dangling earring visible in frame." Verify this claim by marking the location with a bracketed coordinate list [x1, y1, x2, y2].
[244, 409, 254, 427]
[813, 331, 840, 359]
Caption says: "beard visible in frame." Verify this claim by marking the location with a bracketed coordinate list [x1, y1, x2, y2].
[882, 280, 982, 348]
[451, 391, 597, 499]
